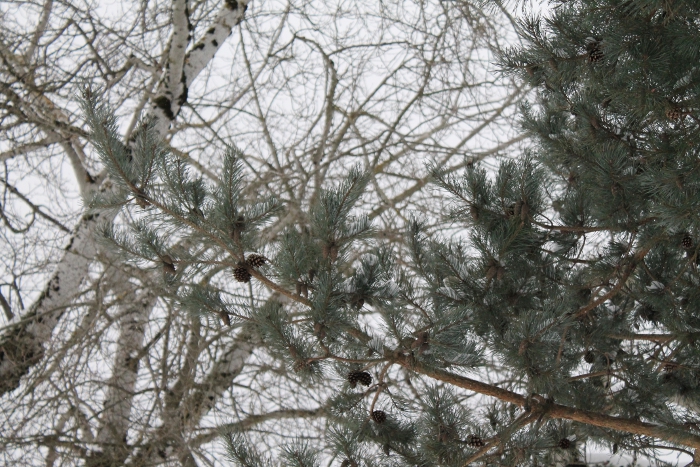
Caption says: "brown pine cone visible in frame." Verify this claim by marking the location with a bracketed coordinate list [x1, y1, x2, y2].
[233, 265, 251, 283]
[589, 47, 604, 63]
[468, 435, 485, 447]
[682, 236, 693, 249]
[246, 254, 267, 268]
[348, 371, 372, 388]
[371, 410, 386, 424]
[666, 107, 683, 121]
[470, 204, 479, 221]
[559, 438, 572, 449]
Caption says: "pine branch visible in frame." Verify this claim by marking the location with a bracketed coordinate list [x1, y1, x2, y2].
[400, 357, 700, 450]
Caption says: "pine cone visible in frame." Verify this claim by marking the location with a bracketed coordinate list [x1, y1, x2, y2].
[559, 438, 572, 449]
[584, 350, 596, 363]
[371, 410, 386, 424]
[296, 282, 309, 298]
[468, 435, 485, 447]
[233, 265, 251, 283]
[519, 201, 530, 222]
[348, 371, 372, 388]
[246, 254, 267, 268]
[340, 460, 358, 467]
[666, 107, 683, 121]
[682, 236, 693, 249]
[323, 242, 339, 262]
[588, 47, 604, 63]
[162, 260, 176, 281]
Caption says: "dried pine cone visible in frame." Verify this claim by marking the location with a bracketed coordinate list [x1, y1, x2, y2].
[559, 438, 572, 449]
[584, 350, 596, 363]
[340, 460, 358, 467]
[232, 265, 251, 283]
[666, 107, 683, 121]
[588, 47, 604, 62]
[371, 410, 387, 424]
[348, 371, 372, 388]
[682, 236, 693, 249]
[246, 254, 267, 268]
[468, 435, 485, 447]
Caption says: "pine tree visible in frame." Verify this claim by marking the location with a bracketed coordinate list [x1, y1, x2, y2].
[81, 0, 700, 465]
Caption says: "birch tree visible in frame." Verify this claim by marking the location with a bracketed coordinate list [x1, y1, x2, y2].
[0, 0, 524, 465]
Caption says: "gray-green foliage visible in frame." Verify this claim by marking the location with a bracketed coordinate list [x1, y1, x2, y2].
[82, 0, 700, 463]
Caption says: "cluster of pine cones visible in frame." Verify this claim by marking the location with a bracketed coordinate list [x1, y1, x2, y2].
[232, 254, 267, 283]
[347, 370, 372, 388]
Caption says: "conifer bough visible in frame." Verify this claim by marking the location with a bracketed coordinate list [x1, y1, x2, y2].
[83, 0, 700, 464]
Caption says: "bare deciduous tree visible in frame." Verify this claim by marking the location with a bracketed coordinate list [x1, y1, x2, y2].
[0, 0, 524, 465]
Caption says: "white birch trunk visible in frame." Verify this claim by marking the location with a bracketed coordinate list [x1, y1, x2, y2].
[0, 0, 252, 400]
[86, 281, 157, 467]
[0, 210, 101, 396]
